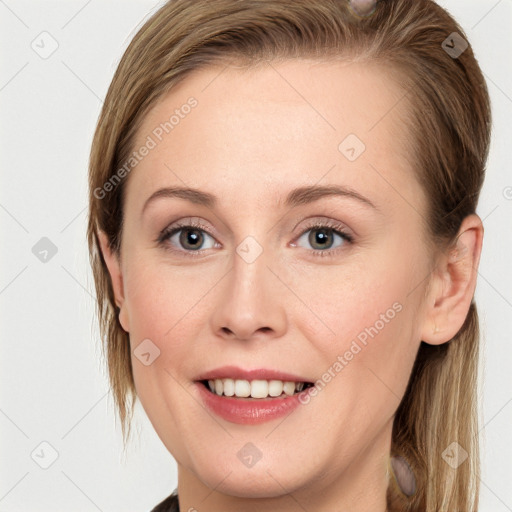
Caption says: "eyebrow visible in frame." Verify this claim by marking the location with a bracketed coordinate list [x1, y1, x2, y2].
[142, 184, 377, 215]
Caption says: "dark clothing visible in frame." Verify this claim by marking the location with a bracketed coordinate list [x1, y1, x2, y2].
[150, 491, 180, 512]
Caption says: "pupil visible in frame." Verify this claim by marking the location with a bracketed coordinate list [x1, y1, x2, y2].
[181, 229, 202, 249]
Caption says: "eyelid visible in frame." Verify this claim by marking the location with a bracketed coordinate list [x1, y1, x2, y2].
[294, 217, 354, 239]
[156, 218, 215, 245]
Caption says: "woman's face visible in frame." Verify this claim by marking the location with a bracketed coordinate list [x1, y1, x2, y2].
[108, 60, 436, 507]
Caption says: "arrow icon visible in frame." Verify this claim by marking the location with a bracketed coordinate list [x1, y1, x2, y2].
[32, 237, 58, 263]
[31, 441, 59, 469]
[236, 236, 263, 263]
[237, 442, 263, 468]
[442, 441, 468, 468]
[31, 31, 59, 60]
[442, 32, 468, 59]
[339, 134, 365, 161]
[134, 339, 161, 365]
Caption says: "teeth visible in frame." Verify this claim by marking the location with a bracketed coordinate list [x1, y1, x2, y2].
[250, 379, 268, 398]
[268, 380, 283, 397]
[235, 379, 251, 397]
[223, 378, 235, 396]
[206, 378, 308, 398]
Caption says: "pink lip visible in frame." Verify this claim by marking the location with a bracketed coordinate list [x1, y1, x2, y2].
[194, 365, 310, 382]
[195, 381, 312, 425]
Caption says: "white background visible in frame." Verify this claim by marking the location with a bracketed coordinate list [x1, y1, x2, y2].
[0, 1, 511, 511]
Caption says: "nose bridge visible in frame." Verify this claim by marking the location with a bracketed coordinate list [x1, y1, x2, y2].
[232, 233, 272, 314]
[235, 234, 266, 267]
[212, 232, 286, 340]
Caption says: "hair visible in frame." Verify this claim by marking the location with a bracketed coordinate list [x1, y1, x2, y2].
[87, 1, 492, 510]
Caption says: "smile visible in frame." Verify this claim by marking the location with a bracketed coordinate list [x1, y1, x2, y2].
[196, 380, 315, 425]
[204, 378, 313, 399]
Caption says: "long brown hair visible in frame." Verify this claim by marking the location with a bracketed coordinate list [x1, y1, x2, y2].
[87, 1, 492, 510]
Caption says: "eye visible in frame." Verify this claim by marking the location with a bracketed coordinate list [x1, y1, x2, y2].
[157, 218, 354, 259]
[293, 221, 353, 258]
[158, 220, 217, 255]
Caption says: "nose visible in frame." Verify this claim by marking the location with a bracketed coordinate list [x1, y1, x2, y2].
[210, 242, 288, 342]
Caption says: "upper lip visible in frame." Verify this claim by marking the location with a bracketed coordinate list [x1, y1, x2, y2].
[195, 365, 312, 383]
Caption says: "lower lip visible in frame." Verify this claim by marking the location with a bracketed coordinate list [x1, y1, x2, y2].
[195, 382, 310, 425]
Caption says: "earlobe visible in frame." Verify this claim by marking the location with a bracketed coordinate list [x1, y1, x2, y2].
[97, 230, 130, 332]
[421, 214, 483, 345]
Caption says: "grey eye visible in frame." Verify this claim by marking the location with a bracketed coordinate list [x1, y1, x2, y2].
[169, 227, 216, 251]
[296, 227, 346, 251]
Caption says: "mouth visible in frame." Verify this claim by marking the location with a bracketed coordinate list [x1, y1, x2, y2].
[194, 366, 316, 423]
[199, 378, 315, 400]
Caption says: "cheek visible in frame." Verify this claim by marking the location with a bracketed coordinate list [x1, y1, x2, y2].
[295, 250, 424, 409]
[122, 257, 221, 374]
[123, 256, 199, 335]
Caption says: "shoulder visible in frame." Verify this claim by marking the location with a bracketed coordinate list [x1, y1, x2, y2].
[150, 491, 180, 512]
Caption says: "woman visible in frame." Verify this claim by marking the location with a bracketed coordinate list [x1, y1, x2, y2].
[87, 0, 492, 510]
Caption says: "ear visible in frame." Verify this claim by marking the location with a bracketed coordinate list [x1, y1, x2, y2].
[97, 230, 130, 332]
[420, 214, 483, 345]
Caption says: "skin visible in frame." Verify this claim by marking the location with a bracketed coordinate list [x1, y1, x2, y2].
[99, 59, 483, 512]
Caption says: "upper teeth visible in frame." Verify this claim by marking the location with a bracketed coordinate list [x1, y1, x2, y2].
[207, 379, 305, 398]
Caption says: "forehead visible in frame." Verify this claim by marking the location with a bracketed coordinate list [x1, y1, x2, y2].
[126, 58, 420, 216]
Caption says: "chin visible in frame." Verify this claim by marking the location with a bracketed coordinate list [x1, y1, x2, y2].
[179, 442, 312, 499]
[196, 463, 309, 499]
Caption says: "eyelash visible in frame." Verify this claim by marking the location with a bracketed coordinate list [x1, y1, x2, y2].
[156, 219, 354, 259]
